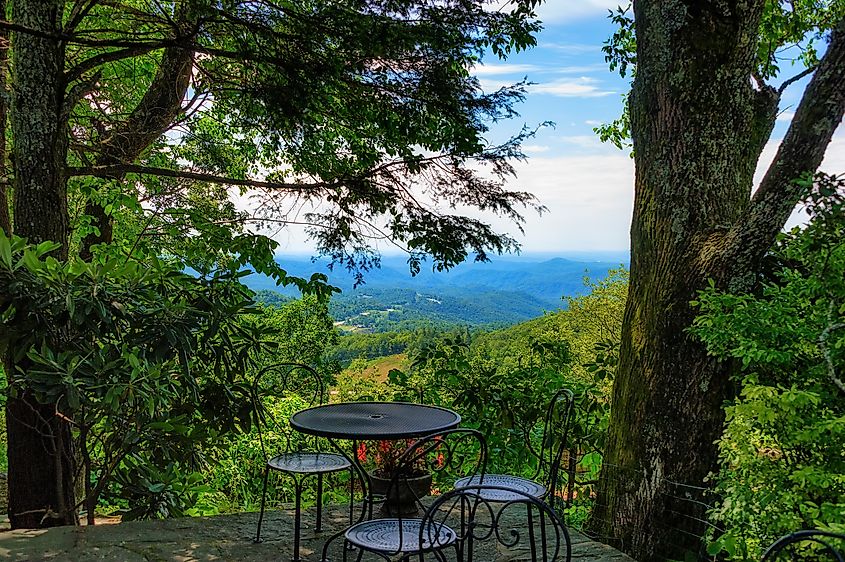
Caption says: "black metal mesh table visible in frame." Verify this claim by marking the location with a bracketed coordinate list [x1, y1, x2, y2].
[290, 401, 461, 440]
[289, 401, 462, 552]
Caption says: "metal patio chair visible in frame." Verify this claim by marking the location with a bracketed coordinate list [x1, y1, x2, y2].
[252, 362, 352, 562]
[422, 484, 573, 561]
[323, 428, 487, 561]
[762, 530, 845, 561]
[455, 388, 575, 512]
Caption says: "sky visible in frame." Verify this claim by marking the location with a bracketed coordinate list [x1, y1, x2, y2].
[267, 1, 845, 258]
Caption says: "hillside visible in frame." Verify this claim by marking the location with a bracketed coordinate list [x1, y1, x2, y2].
[248, 254, 627, 330]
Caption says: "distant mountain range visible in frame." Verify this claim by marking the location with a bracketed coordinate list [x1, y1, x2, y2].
[247, 253, 628, 329]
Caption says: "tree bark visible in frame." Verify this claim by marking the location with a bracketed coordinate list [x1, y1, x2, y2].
[586, 2, 843, 560]
[0, 0, 10, 237]
[7, 0, 77, 529]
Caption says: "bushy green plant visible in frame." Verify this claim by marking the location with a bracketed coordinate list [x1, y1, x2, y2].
[201, 392, 328, 513]
[0, 233, 310, 521]
[386, 335, 571, 477]
[692, 173, 845, 559]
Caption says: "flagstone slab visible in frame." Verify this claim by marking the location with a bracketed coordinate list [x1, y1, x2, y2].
[0, 504, 635, 561]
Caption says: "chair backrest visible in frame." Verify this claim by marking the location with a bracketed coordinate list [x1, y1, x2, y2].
[530, 388, 575, 499]
[382, 428, 487, 552]
[762, 530, 845, 561]
[250, 362, 327, 460]
[421, 484, 572, 562]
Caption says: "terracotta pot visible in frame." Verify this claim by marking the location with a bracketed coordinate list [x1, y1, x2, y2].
[369, 471, 433, 516]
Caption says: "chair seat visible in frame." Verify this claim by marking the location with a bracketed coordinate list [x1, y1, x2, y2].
[268, 451, 351, 474]
[455, 474, 546, 501]
[345, 518, 457, 553]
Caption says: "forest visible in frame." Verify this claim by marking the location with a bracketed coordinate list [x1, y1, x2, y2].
[0, 1, 843, 561]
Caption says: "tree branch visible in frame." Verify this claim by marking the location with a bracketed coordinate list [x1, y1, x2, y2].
[778, 65, 816, 94]
[721, 17, 845, 277]
[66, 163, 331, 192]
[819, 301, 845, 395]
[66, 46, 158, 83]
[78, 6, 195, 260]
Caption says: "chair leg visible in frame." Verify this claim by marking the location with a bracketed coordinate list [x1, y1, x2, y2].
[321, 528, 347, 561]
[539, 508, 548, 562]
[316, 473, 324, 533]
[527, 503, 537, 562]
[293, 477, 304, 562]
[254, 466, 270, 543]
[349, 468, 355, 525]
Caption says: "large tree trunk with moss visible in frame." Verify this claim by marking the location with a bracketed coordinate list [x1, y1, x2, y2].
[589, 3, 845, 561]
[6, 0, 77, 528]
[0, 0, 10, 237]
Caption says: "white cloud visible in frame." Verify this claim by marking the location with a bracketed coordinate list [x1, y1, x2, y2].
[473, 63, 606, 78]
[558, 135, 604, 149]
[530, 77, 614, 98]
[473, 63, 540, 76]
[522, 144, 551, 153]
[477, 77, 519, 93]
[585, 119, 602, 126]
[501, 152, 634, 251]
[821, 133, 845, 172]
[536, 0, 621, 23]
[553, 64, 607, 74]
[541, 42, 600, 55]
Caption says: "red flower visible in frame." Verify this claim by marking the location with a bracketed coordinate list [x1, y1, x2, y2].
[357, 442, 367, 463]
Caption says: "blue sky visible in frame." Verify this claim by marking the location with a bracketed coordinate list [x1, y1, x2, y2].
[267, 1, 844, 258]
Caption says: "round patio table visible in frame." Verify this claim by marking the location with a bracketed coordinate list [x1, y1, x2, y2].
[290, 401, 461, 440]
[290, 401, 461, 558]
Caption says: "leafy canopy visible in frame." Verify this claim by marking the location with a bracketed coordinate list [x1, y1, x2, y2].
[59, 0, 548, 278]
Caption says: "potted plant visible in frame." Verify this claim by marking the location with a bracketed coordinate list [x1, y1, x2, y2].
[358, 440, 434, 516]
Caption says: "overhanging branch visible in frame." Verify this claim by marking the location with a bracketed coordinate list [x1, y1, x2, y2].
[66, 46, 158, 82]
[66, 163, 331, 192]
[721, 17, 845, 273]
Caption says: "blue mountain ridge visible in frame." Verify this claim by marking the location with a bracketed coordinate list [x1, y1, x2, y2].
[244, 254, 628, 327]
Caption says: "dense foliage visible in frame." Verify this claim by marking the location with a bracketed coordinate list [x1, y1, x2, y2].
[0, 234, 271, 520]
[0, 243, 342, 520]
[2, 0, 549, 528]
[692, 174, 845, 559]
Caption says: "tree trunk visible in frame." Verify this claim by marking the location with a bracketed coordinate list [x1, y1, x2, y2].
[589, 2, 772, 560]
[79, 24, 193, 260]
[0, 0, 10, 237]
[7, 0, 77, 528]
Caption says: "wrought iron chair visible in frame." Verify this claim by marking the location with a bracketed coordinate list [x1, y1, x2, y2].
[455, 388, 575, 512]
[323, 428, 487, 561]
[762, 530, 845, 561]
[252, 362, 352, 562]
[422, 484, 573, 561]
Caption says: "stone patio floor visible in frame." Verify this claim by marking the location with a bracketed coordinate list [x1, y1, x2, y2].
[0, 503, 635, 561]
